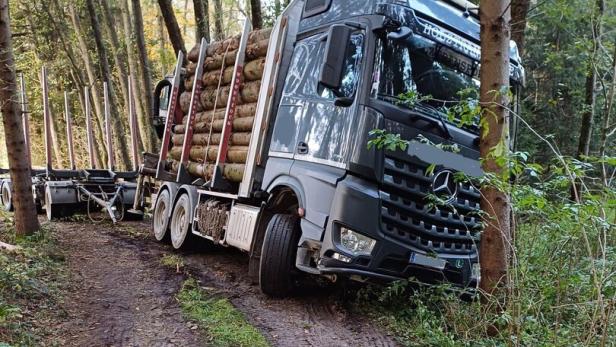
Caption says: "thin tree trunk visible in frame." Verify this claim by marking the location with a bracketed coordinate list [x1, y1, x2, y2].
[119, 0, 147, 153]
[250, 0, 262, 29]
[511, 0, 530, 56]
[158, 0, 187, 56]
[213, 0, 224, 40]
[576, 0, 604, 159]
[157, 10, 168, 76]
[600, 42, 616, 185]
[99, 0, 130, 112]
[194, 0, 210, 41]
[68, 3, 108, 166]
[131, 0, 156, 152]
[479, 0, 513, 297]
[0, 0, 39, 235]
[85, 0, 131, 170]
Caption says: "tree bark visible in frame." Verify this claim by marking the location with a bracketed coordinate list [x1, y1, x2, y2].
[213, 0, 224, 40]
[250, 0, 262, 29]
[68, 3, 108, 166]
[576, 0, 604, 159]
[194, 0, 210, 41]
[99, 0, 130, 114]
[599, 42, 616, 185]
[0, 0, 39, 235]
[158, 0, 187, 56]
[85, 0, 131, 170]
[478, 0, 512, 297]
[119, 0, 146, 154]
[157, 8, 167, 76]
[510, 0, 530, 56]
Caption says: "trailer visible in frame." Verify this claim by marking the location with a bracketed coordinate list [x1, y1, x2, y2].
[1, 68, 141, 223]
[139, 0, 526, 297]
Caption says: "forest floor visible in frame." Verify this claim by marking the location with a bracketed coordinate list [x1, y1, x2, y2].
[43, 219, 397, 347]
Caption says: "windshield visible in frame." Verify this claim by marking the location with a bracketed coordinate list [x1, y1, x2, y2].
[371, 33, 481, 130]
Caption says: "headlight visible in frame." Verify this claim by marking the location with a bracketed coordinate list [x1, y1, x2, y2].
[339, 227, 376, 256]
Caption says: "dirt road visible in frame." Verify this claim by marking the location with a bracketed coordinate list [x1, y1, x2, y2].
[53, 220, 397, 347]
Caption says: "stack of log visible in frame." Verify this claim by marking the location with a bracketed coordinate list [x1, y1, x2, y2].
[167, 28, 271, 183]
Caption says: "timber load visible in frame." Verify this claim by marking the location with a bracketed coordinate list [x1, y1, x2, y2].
[169, 28, 271, 183]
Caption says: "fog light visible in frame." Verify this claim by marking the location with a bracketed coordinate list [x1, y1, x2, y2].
[332, 252, 352, 263]
[339, 227, 376, 256]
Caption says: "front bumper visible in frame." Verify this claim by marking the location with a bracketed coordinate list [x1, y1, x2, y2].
[318, 174, 479, 288]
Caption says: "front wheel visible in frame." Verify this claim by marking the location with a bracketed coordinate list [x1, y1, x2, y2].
[170, 193, 194, 250]
[259, 214, 301, 298]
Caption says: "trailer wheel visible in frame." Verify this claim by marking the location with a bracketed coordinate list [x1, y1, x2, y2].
[259, 214, 301, 298]
[1, 182, 13, 212]
[170, 193, 194, 249]
[152, 189, 171, 242]
[45, 189, 64, 221]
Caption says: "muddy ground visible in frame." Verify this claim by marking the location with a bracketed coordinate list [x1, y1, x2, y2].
[51, 220, 397, 347]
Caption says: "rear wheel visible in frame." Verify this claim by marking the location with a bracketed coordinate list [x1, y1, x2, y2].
[152, 189, 171, 242]
[45, 188, 64, 221]
[170, 193, 194, 249]
[1, 182, 13, 212]
[259, 214, 301, 298]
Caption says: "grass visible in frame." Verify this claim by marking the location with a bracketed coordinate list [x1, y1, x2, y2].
[161, 253, 184, 272]
[177, 278, 269, 347]
[0, 211, 66, 346]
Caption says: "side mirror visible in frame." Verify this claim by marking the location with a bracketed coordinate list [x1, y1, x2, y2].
[319, 25, 352, 91]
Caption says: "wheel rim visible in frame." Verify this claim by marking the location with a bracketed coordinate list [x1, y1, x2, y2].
[153, 191, 169, 241]
[171, 196, 189, 249]
[1, 185, 9, 207]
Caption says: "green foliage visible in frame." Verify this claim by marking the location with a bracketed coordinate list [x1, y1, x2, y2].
[178, 278, 269, 347]
[0, 214, 66, 345]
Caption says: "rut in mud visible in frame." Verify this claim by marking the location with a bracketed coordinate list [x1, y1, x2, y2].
[53, 220, 397, 347]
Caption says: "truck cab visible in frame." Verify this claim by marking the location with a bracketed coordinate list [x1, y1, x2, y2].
[149, 0, 524, 296]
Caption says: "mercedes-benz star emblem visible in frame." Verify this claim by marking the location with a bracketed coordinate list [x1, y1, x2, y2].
[432, 170, 458, 203]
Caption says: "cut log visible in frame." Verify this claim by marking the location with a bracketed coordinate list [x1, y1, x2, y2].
[179, 91, 203, 114]
[246, 39, 269, 60]
[171, 160, 245, 182]
[174, 116, 255, 134]
[172, 132, 252, 146]
[202, 66, 234, 87]
[244, 58, 266, 81]
[0, 241, 20, 252]
[188, 44, 200, 62]
[181, 103, 257, 124]
[204, 51, 238, 72]
[248, 28, 272, 44]
[187, 62, 197, 75]
[170, 145, 249, 163]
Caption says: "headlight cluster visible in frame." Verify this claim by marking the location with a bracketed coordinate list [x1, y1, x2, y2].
[339, 227, 376, 256]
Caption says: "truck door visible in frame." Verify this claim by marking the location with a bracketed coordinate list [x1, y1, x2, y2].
[270, 30, 365, 166]
[294, 30, 365, 166]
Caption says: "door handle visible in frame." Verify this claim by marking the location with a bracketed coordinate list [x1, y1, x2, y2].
[297, 142, 309, 155]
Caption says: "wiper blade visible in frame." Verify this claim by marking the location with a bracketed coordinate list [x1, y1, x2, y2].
[378, 94, 452, 139]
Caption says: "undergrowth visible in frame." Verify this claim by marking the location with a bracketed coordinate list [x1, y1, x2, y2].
[0, 212, 66, 346]
[178, 277, 269, 347]
[355, 155, 616, 346]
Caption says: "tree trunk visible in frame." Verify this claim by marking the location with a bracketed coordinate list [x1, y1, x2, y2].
[99, 0, 130, 115]
[600, 42, 616, 185]
[250, 0, 262, 29]
[478, 0, 513, 297]
[510, 0, 530, 56]
[85, 0, 131, 170]
[213, 0, 224, 40]
[68, 3, 108, 166]
[158, 0, 187, 56]
[119, 0, 146, 154]
[131, 0, 156, 152]
[0, 0, 39, 236]
[576, 0, 604, 159]
[157, 9, 167, 76]
[194, 0, 210, 41]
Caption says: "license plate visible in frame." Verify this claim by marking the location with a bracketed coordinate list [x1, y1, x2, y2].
[410, 252, 447, 270]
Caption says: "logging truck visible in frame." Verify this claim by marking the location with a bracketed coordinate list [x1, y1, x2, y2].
[142, 0, 525, 297]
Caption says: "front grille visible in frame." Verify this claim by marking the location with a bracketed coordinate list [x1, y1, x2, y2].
[380, 156, 481, 255]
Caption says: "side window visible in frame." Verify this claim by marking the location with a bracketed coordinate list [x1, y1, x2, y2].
[319, 33, 365, 99]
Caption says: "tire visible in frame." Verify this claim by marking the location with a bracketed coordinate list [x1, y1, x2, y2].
[170, 193, 194, 250]
[45, 188, 64, 221]
[152, 189, 171, 242]
[259, 214, 301, 298]
[1, 181, 13, 212]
